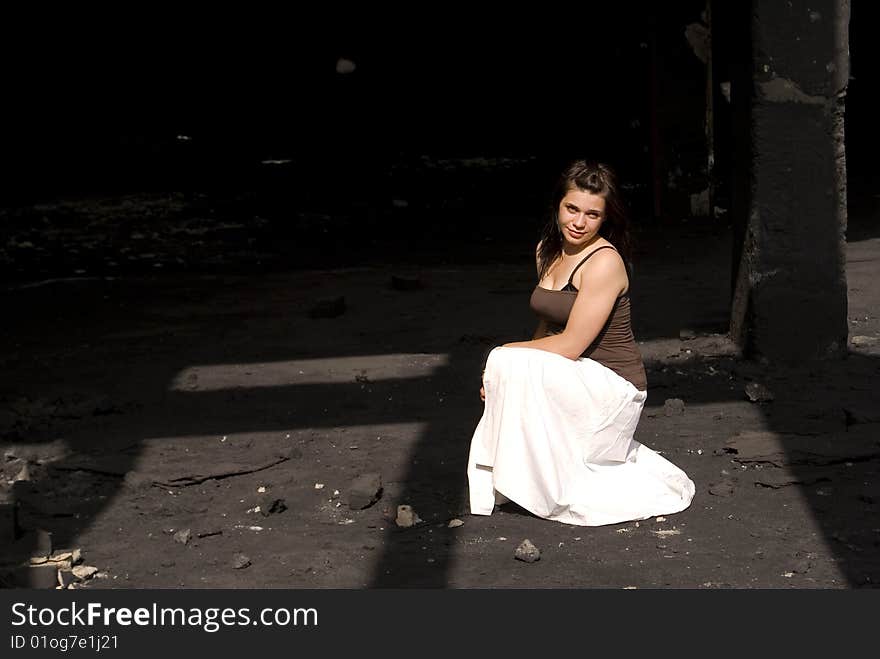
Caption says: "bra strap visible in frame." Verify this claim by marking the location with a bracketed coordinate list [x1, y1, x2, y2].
[567, 245, 617, 285]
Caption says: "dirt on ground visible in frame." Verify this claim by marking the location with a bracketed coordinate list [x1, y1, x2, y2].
[1, 198, 878, 589]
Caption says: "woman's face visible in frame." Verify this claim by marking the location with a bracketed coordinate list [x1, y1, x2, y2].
[558, 187, 606, 247]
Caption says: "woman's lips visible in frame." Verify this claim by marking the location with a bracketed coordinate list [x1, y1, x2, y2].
[567, 227, 585, 238]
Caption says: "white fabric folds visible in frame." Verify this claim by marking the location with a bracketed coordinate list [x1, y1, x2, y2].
[467, 346, 695, 526]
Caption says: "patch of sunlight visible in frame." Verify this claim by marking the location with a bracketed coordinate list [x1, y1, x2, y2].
[170, 353, 450, 391]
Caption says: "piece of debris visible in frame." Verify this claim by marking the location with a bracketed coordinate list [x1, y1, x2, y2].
[309, 296, 346, 319]
[447, 519, 464, 528]
[651, 529, 681, 538]
[390, 275, 424, 291]
[744, 382, 774, 403]
[232, 554, 251, 570]
[655, 517, 667, 523]
[30, 551, 72, 571]
[173, 529, 192, 545]
[395, 504, 422, 528]
[72, 565, 98, 580]
[514, 539, 541, 563]
[850, 335, 878, 347]
[58, 570, 76, 589]
[348, 473, 383, 510]
[664, 398, 685, 416]
[314, 483, 325, 490]
[257, 486, 267, 493]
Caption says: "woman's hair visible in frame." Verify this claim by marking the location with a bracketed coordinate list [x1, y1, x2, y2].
[536, 160, 633, 279]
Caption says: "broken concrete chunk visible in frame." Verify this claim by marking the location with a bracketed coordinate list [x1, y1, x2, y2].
[232, 553, 251, 570]
[515, 539, 541, 563]
[447, 518, 464, 528]
[744, 382, 774, 403]
[58, 569, 76, 589]
[71, 565, 98, 580]
[309, 296, 346, 319]
[395, 504, 422, 528]
[173, 529, 192, 545]
[663, 398, 685, 416]
[348, 472, 383, 510]
[50, 558, 72, 571]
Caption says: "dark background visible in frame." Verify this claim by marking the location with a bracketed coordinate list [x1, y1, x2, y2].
[0, 3, 877, 277]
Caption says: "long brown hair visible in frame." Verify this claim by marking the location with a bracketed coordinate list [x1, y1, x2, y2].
[537, 160, 633, 279]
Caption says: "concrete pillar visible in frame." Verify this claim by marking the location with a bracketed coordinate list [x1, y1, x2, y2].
[730, 0, 849, 361]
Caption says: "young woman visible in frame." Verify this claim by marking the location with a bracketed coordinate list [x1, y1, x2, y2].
[467, 160, 695, 526]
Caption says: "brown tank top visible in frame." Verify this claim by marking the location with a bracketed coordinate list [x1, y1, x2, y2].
[529, 246, 647, 391]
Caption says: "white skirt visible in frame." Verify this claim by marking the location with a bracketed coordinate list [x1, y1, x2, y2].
[467, 346, 695, 527]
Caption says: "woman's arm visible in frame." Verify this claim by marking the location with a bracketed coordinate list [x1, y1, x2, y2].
[504, 251, 626, 360]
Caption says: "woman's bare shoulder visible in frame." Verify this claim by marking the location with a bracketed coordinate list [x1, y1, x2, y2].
[572, 243, 628, 291]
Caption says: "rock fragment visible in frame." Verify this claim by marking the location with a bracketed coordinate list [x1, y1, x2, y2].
[514, 539, 541, 563]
